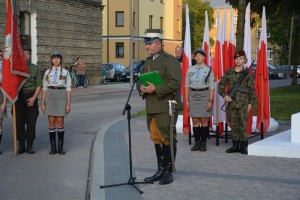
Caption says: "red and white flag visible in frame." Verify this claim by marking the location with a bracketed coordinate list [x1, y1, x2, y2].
[255, 7, 270, 134]
[213, 6, 226, 128]
[228, 7, 236, 68]
[202, 10, 210, 66]
[181, 4, 192, 135]
[243, 2, 253, 135]
[221, 5, 229, 72]
[1, 0, 30, 103]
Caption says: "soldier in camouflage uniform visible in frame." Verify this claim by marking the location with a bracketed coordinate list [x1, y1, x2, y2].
[137, 29, 181, 185]
[218, 50, 256, 154]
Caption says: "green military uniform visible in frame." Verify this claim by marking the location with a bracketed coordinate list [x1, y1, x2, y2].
[218, 67, 256, 141]
[137, 49, 181, 144]
[15, 62, 42, 153]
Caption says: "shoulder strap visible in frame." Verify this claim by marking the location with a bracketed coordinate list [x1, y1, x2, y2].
[205, 66, 212, 83]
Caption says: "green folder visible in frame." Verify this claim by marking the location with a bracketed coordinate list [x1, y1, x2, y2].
[138, 71, 164, 86]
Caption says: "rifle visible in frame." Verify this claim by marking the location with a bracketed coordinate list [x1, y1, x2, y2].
[221, 68, 249, 112]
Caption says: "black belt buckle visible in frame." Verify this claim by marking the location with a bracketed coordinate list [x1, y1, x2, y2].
[191, 87, 209, 92]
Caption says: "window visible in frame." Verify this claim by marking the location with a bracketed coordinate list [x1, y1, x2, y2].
[257, 27, 262, 38]
[133, 12, 136, 27]
[116, 11, 124, 27]
[160, 17, 164, 32]
[116, 43, 124, 58]
[149, 15, 153, 29]
[267, 48, 272, 61]
[20, 12, 31, 49]
[133, 42, 136, 58]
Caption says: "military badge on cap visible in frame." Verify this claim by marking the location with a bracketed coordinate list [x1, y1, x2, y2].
[144, 29, 162, 44]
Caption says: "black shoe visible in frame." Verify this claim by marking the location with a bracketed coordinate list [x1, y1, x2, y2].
[27, 140, 35, 154]
[144, 164, 164, 182]
[17, 140, 26, 154]
[49, 140, 57, 155]
[226, 140, 240, 153]
[199, 140, 207, 152]
[240, 141, 248, 155]
[159, 165, 173, 185]
[191, 141, 201, 151]
[58, 139, 65, 155]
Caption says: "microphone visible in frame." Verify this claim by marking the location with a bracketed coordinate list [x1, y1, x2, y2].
[133, 60, 145, 73]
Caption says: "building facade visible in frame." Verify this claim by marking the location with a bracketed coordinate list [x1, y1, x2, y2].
[102, 0, 183, 66]
[0, 0, 103, 84]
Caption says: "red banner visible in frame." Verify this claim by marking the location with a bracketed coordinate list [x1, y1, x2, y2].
[1, 0, 30, 103]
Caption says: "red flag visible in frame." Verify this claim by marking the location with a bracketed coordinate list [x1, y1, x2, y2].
[1, 0, 30, 103]
[213, 6, 226, 133]
[243, 3, 253, 135]
[202, 10, 210, 66]
[181, 4, 192, 135]
[255, 7, 270, 134]
[228, 7, 236, 68]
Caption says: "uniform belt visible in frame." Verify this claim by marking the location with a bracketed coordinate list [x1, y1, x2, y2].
[20, 89, 35, 94]
[190, 87, 209, 92]
[48, 86, 66, 90]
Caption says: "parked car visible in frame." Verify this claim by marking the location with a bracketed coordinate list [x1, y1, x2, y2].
[252, 61, 287, 79]
[101, 63, 127, 82]
[126, 61, 144, 81]
[277, 65, 300, 78]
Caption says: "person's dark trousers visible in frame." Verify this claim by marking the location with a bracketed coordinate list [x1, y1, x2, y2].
[144, 144, 164, 182]
[15, 91, 39, 154]
[226, 140, 240, 153]
[199, 126, 209, 152]
[191, 126, 201, 151]
[49, 128, 57, 155]
[57, 128, 65, 155]
[159, 144, 174, 185]
[0, 134, 2, 155]
[77, 75, 85, 87]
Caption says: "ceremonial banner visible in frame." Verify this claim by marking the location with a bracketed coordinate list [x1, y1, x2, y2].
[255, 7, 270, 133]
[228, 7, 236, 68]
[181, 4, 192, 135]
[243, 2, 253, 135]
[1, 0, 30, 103]
[213, 6, 226, 131]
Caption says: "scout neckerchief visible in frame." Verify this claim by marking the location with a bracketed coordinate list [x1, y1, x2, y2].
[53, 68, 58, 84]
[194, 67, 201, 85]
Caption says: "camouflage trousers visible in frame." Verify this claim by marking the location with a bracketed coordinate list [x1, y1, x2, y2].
[226, 107, 248, 141]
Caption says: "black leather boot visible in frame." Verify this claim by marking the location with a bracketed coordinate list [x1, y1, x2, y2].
[199, 126, 209, 152]
[17, 140, 26, 154]
[159, 144, 173, 185]
[144, 144, 164, 182]
[191, 127, 201, 151]
[57, 129, 65, 155]
[240, 141, 248, 155]
[27, 140, 35, 154]
[226, 140, 240, 153]
[49, 131, 57, 155]
[0, 134, 2, 155]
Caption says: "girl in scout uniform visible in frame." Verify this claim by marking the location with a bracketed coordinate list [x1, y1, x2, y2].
[41, 51, 71, 155]
[185, 49, 214, 152]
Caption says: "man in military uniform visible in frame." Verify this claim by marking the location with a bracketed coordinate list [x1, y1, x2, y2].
[15, 48, 42, 154]
[137, 29, 181, 185]
[218, 50, 256, 154]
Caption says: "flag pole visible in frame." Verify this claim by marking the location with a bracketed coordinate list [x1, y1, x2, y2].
[13, 104, 17, 156]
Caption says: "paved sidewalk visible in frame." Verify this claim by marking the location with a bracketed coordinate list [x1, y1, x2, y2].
[89, 106, 300, 200]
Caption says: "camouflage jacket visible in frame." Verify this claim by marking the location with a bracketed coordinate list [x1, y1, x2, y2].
[218, 67, 256, 108]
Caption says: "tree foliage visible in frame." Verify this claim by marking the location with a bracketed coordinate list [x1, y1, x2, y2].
[183, 0, 214, 51]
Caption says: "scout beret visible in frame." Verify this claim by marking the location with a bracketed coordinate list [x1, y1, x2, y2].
[234, 50, 246, 59]
[194, 49, 206, 57]
[51, 50, 63, 59]
[144, 29, 162, 44]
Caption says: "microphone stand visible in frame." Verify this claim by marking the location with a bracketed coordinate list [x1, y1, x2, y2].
[100, 75, 153, 194]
